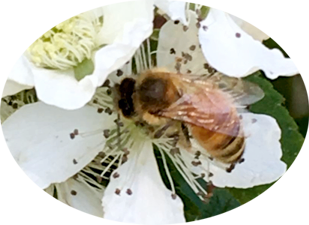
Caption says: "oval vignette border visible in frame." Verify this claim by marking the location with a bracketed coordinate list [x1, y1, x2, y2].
[0, 1, 308, 225]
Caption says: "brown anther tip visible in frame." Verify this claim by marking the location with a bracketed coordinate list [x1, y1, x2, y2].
[116, 70, 124, 77]
[115, 188, 121, 195]
[171, 194, 177, 199]
[192, 161, 202, 167]
[113, 172, 120, 179]
[70, 133, 75, 139]
[70, 190, 77, 196]
[73, 129, 79, 135]
[126, 189, 133, 195]
[103, 129, 110, 138]
[98, 151, 106, 158]
[73, 159, 78, 164]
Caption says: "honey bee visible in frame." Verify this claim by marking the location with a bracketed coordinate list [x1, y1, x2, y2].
[114, 68, 264, 165]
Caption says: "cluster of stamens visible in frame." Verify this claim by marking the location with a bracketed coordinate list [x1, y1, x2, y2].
[27, 14, 103, 70]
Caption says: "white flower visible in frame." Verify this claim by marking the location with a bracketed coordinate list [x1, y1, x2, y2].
[198, 8, 298, 79]
[154, 0, 188, 25]
[2, 5, 288, 224]
[3, 0, 154, 110]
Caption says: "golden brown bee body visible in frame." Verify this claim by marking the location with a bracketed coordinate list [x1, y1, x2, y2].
[115, 68, 263, 164]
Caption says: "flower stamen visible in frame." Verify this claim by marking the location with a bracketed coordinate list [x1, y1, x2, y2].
[27, 13, 103, 70]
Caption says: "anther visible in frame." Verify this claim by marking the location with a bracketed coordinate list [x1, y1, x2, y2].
[103, 129, 110, 138]
[73, 129, 79, 135]
[170, 48, 176, 54]
[70, 190, 77, 196]
[126, 189, 133, 195]
[116, 70, 124, 77]
[122, 155, 128, 164]
[73, 159, 78, 164]
[97, 108, 104, 113]
[105, 107, 113, 115]
[192, 161, 202, 166]
[123, 148, 130, 155]
[115, 188, 121, 195]
[236, 32, 241, 38]
[12, 103, 18, 109]
[106, 89, 112, 95]
[98, 151, 106, 158]
[171, 194, 177, 199]
[113, 172, 120, 179]
[189, 45, 196, 51]
[70, 133, 75, 139]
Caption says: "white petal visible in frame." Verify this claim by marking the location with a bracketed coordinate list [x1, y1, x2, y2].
[30, 65, 98, 110]
[199, 9, 298, 79]
[198, 113, 286, 188]
[2, 79, 32, 97]
[154, 0, 188, 25]
[230, 15, 269, 41]
[8, 55, 35, 86]
[56, 177, 104, 217]
[93, 0, 154, 86]
[2, 102, 115, 189]
[157, 11, 209, 75]
[103, 141, 185, 224]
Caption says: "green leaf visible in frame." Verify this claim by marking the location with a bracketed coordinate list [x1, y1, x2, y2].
[228, 73, 305, 204]
[199, 188, 240, 218]
[73, 58, 94, 81]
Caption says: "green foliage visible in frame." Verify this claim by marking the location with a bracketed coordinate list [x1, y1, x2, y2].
[228, 73, 305, 203]
[74, 58, 94, 81]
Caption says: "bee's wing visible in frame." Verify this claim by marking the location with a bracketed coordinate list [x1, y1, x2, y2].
[207, 73, 265, 107]
[156, 86, 239, 135]
[170, 72, 264, 107]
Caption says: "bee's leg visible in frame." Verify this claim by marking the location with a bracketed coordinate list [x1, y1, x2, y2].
[153, 120, 175, 138]
[181, 123, 192, 148]
[226, 163, 236, 173]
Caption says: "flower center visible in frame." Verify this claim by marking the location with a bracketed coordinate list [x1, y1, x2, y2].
[27, 14, 103, 70]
